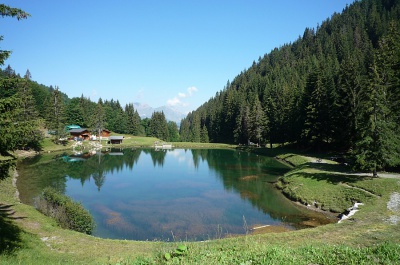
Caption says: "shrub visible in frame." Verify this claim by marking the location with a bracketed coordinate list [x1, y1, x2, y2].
[36, 187, 95, 234]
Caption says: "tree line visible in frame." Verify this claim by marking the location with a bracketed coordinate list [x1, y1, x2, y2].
[0, 67, 180, 149]
[180, 0, 400, 176]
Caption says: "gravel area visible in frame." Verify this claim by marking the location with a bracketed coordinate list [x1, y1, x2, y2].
[386, 192, 400, 225]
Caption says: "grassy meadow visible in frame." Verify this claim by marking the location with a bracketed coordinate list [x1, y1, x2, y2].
[1, 136, 399, 264]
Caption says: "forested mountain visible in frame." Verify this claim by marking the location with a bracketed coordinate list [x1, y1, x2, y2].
[180, 0, 400, 175]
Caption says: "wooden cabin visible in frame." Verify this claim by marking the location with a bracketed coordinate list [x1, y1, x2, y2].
[100, 129, 111, 138]
[69, 128, 91, 140]
[108, 136, 124, 144]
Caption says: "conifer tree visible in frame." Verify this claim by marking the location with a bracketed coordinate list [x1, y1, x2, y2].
[78, 95, 96, 128]
[190, 113, 201, 143]
[65, 97, 84, 126]
[148, 111, 169, 141]
[248, 95, 267, 146]
[353, 60, 400, 177]
[301, 64, 333, 149]
[376, 21, 400, 122]
[353, 23, 400, 176]
[234, 105, 250, 144]
[0, 4, 42, 152]
[45, 86, 67, 142]
[179, 118, 191, 142]
[16, 77, 43, 149]
[167, 121, 180, 142]
[200, 124, 209, 143]
[113, 100, 126, 133]
[91, 98, 106, 137]
[125, 103, 141, 135]
[337, 55, 367, 149]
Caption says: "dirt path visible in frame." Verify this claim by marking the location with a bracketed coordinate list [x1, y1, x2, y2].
[340, 183, 380, 198]
[336, 171, 400, 179]
[310, 158, 400, 179]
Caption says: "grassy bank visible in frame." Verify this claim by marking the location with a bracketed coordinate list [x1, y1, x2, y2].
[38, 135, 236, 152]
[1, 140, 400, 264]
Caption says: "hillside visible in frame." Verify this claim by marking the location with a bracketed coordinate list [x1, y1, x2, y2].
[179, 0, 400, 174]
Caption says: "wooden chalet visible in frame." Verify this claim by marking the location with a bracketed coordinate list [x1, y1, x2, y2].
[100, 129, 111, 138]
[69, 128, 91, 140]
[108, 136, 124, 144]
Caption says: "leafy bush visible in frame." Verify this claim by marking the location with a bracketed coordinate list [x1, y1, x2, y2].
[163, 244, 188, 262]
[36, 187, 95, 234]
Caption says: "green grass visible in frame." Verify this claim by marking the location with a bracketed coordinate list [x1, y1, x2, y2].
[152, 240, 400, 265]
[275, 153, 400, 213]
[277, 170, 376, 212]
[42, 135, 231, 152]
[1, 140, 400, 264]
[41, 137, 74, 152]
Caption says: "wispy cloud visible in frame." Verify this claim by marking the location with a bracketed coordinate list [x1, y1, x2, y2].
[187, 86, 198, 96]
[167, 86, 198, 107]
[167, 97, 187, 107]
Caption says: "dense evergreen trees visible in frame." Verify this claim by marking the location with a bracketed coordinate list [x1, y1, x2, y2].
[0, 4, 42, 154]
[353, 22, 400, 176]
[45, 87, 67, 140]
[148, 111, 169, 141]
[180, 0, 400, 174]
[0, 65, 180, 145]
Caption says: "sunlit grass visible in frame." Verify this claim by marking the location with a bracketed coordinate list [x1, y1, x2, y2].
[41, 135, 237, 152]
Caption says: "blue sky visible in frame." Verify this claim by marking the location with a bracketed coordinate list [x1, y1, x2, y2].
[2, 1, 354, 113]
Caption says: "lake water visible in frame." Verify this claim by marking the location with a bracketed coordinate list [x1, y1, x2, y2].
[17, 148, 333, 241]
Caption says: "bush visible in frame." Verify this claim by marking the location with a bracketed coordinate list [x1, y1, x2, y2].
[36, 187, 95, 234]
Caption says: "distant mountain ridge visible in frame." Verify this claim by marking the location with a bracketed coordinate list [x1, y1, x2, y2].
[133, 102, 186, 124]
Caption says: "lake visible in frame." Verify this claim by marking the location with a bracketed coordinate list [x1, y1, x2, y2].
[17, 148, 334, 241]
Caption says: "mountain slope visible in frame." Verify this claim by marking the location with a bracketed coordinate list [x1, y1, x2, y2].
[180, 0, 400, 149]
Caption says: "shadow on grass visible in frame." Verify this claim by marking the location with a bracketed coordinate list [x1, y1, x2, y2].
[240, 146, 301, 158]
[291, 162, 372, 184]
[0, 204, 25, 255]
[308, 162, 350, 173]
[0, 160, 15, 181]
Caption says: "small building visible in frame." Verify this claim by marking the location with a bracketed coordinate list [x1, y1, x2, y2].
[65, 124, 81, 130]
[69, 128, 91, 140]
[100, 129, 111, 138]
[108, 136, 124, 144]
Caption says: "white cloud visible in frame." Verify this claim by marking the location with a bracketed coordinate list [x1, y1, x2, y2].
[167, 97, 182, 106]
[166, 86, 198, 107]
[187, 86, 198, 96]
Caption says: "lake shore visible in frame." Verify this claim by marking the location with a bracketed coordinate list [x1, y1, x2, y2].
[1, 139, 400, 264]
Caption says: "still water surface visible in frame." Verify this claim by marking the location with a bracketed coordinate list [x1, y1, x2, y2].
[17, 148, 332, 241]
